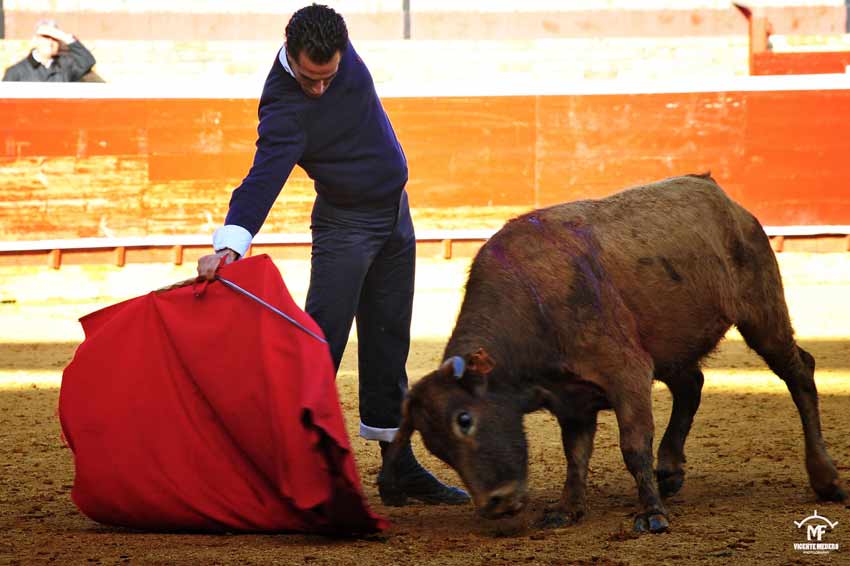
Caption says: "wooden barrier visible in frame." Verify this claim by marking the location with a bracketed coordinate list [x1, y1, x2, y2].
[753, 51, 850, 74]
[736, 2, 850, 75]
[2, 76, 850, 248]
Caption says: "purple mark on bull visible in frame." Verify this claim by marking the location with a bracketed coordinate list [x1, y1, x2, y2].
[525, 216, 604, 310]
[489, 241, 510, 268]
[574, 256, 603, 310]
[564, 223, 603, 310]
[526, 282, 548, 321]
[488, 240, 550, 323]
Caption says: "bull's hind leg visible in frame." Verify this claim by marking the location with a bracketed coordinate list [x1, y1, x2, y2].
[656, 366, 704, 497]
[737, 319, 847, 502]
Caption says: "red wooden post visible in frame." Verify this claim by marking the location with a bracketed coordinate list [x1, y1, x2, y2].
[442, 239, 453, 259]
[173, 245, 184, 266]
[48, 249, 61, 270]
[115, 246, 127, 267]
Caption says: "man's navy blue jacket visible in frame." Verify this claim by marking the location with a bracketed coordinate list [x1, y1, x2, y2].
[225, 41, 409, 236]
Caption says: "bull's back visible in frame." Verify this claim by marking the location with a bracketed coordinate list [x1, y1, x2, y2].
[492, 174, 772, 370]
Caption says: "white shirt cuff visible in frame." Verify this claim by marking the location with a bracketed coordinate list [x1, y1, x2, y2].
[359, 422, 399, 442]
[212, 225, 253, 258]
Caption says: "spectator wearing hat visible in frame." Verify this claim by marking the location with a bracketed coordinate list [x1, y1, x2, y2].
[3, 20, 96, 82]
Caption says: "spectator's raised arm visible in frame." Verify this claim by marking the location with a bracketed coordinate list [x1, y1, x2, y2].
[63, 40, 97, 82]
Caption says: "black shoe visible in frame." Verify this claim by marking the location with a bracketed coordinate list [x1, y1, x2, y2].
[377, 441, 470, 506]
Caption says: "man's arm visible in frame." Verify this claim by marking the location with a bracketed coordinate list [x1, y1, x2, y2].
[197, 102, 306, 280]
[223, 102, 306, 236]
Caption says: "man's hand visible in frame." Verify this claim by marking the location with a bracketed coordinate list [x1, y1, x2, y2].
[197, 248, 238, 281]
[35, 24, 75, 45]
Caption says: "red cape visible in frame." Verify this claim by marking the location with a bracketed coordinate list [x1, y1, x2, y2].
[59, 255, 386, 534]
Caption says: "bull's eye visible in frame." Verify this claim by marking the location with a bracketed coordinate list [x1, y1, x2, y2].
[456, 411, 474, 435]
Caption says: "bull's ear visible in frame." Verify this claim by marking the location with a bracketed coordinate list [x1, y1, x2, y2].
[467, 348, 495, 376]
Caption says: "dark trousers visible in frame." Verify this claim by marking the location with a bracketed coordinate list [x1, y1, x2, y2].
[305, 190, 415, 441]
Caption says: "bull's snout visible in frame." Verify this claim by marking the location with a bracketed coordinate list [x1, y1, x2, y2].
[475, 481, 528, 519]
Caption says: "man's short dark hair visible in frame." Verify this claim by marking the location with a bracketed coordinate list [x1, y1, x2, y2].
[285, 4, 348, 64]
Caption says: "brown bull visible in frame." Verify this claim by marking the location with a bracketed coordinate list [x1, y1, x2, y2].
[385, 173, 847, 533]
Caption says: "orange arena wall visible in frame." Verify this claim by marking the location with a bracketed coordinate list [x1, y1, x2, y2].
[2, 76, 850, 247]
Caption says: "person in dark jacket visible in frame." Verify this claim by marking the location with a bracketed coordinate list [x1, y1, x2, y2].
[3, 20, 96, 82]
[196, 4, 469, 507]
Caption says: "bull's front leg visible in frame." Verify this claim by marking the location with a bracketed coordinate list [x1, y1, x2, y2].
[561, 414, 598, 522]
[613, 376, 669, 533]
[537, 413, 598, 528]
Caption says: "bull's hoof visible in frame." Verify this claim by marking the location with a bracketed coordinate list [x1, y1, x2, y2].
[535, 507, 584, 529]
[815, 483, 848, 503]
[656, 469, 685, 498]
[633, 512, 669, 534]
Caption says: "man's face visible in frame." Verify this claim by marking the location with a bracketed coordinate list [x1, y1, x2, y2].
[288, 50, 341, 98]
[32, 33, 60, 59]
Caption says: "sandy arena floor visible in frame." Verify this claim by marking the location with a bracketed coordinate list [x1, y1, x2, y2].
[0, 253, 848, 565]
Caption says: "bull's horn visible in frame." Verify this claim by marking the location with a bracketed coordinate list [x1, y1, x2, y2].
[439, 356, 466, 379]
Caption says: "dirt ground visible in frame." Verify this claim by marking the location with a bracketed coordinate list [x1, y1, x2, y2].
[1, 253, 849, 565]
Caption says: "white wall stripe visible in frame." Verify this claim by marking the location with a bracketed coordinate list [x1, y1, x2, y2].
[3, 72, 850, 99]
